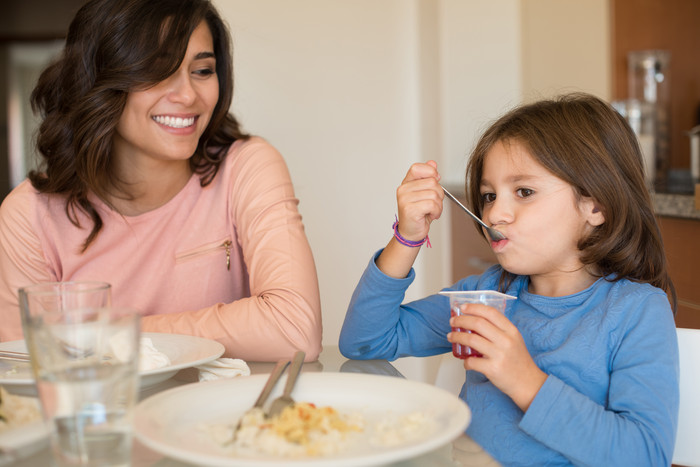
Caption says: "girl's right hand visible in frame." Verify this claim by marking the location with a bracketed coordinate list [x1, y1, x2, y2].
[395, 161, 444, 242]
[375, 161, 444, 279]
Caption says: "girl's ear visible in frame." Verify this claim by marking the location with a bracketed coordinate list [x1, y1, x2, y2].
[580, 196, 605, 227]
[587, 202, 605, 227]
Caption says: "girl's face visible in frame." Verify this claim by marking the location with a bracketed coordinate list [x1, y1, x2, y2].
[113, 21, 219, 171]
[480, 140, 604, 295]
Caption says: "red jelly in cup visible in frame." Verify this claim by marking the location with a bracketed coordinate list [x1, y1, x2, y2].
[441, 290, 516, 359]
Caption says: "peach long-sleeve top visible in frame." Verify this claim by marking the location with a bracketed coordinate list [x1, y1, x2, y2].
[0, 137, 322, 361]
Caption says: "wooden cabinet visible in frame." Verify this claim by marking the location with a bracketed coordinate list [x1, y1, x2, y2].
[658, 216, 700, 328]
[611, 0, 700, 173]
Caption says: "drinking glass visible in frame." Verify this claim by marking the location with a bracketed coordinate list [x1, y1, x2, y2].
[440, 290, 516, 359]
[19, 282, 141, 467]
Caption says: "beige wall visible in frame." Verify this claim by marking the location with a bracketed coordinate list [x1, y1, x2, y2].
[214, 0, 529, 355]
[214, 0, 610, 353]
[521, 0, 611, 101]
[1, 0, 610, 355]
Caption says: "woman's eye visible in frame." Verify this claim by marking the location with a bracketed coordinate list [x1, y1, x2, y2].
[193, 67, 216, 77]
[481, 193, 496, 204]
[516, 188, 534, 198]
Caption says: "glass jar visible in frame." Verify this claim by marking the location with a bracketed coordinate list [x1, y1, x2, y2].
[627, 50, 671, 191]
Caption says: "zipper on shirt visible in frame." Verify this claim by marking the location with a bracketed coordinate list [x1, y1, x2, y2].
[223, 240, 231, 270]
[175, 238, 233, 270]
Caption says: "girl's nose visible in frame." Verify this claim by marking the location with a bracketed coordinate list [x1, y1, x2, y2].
[484, 195, 513, 226]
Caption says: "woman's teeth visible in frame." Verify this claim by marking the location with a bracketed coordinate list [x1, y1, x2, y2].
[153, 116, 195, 128]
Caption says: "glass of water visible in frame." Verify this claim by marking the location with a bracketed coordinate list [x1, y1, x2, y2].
[19, 282, 141, 467]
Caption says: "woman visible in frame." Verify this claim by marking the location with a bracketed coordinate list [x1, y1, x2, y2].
[0, 0, 322, 361]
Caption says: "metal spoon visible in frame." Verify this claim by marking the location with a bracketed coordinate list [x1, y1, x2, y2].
[267, 350, 305, 417]
[441, 185, 506, 242]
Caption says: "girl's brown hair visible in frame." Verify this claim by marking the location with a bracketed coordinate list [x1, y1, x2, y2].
[466, 93, 676, 310]
[29, 0, 248, 250]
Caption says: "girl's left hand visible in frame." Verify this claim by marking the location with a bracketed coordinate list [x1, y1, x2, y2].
[447, 303, 548, 412]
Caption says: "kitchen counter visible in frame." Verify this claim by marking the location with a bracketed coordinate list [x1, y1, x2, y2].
[652, 192, 700, 220]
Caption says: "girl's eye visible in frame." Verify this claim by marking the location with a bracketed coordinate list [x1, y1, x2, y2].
[516, 188, 534, 198]
[481, 193, 496, 204]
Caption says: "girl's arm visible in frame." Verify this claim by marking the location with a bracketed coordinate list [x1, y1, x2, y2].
[339, 253, 454, 360]
[521, 292, 678, 466]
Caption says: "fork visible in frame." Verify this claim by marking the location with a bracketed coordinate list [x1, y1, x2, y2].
[0, 350, 30, 363]
[231, 358, 290, 440]
[441, 185, 506, 242]
[267, 350, 305, 417]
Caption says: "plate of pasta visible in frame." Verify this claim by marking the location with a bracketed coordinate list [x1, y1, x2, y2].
[134, 372, 471, 466]
[0, 386, 47, 464]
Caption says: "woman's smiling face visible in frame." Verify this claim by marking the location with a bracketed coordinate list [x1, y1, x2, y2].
[113, 21, 219, 168]
[480, 139, 603, 292]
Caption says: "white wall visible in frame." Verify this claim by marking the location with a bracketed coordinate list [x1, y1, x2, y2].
[214, 1, 608, 365]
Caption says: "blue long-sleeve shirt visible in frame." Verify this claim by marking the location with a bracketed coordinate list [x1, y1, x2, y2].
[339, 251, 679, 466]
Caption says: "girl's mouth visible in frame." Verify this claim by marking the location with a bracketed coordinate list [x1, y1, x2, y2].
[491, 238, 508, 250]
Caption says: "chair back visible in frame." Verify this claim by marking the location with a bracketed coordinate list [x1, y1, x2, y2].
[674, 327, 700, 467]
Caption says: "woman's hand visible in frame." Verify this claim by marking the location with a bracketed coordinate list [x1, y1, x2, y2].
[447, 303, 548, 412]
[376, 161, 444, 279]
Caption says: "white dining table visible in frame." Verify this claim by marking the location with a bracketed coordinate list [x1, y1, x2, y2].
[7, 346, 501, 467]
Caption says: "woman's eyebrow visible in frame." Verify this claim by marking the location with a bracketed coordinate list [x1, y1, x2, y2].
[194, 51, 215, 60]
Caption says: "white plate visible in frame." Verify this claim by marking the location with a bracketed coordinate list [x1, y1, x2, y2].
[134, 372, 471, 467]
[0, 421, 49, 465]
[0, 396, 48, 465]
[0, 332, 224, 396]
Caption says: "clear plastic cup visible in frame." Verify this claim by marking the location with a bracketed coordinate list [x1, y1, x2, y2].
[439, 290, 516, 359]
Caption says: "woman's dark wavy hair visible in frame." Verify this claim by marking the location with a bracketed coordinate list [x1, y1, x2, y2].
[29, 0, 248, 251]
[465, 93, 676, 311]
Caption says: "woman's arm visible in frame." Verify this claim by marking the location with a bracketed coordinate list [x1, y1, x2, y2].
[0, 183, 57, 342]
[142, 140, 322, 362]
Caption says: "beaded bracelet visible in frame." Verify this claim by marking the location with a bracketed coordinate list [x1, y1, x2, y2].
[392, 218, 431, 248]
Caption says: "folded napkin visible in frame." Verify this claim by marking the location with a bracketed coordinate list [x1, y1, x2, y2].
[139, 337, 171, 371]
[108, 334, 171, 371]
[196, 358, 250, 382]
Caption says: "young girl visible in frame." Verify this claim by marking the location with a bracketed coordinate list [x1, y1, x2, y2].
[339, 93, 679, 466]
[0, 0, 321, 362]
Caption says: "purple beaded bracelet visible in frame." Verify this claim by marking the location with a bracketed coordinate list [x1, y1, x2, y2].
[392, 218, 431, 248]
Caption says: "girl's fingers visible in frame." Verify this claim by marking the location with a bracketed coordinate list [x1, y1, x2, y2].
[395, 166, 444, 240]
[402, 161, 441, 183]
[449, 303, 511, 334]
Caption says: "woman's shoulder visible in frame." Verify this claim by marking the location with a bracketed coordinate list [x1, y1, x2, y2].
[0, 181, 52, 246]
[224, 136, 282, 164]
[0, 180, 48, 220]
[219, 136, 291, 185]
